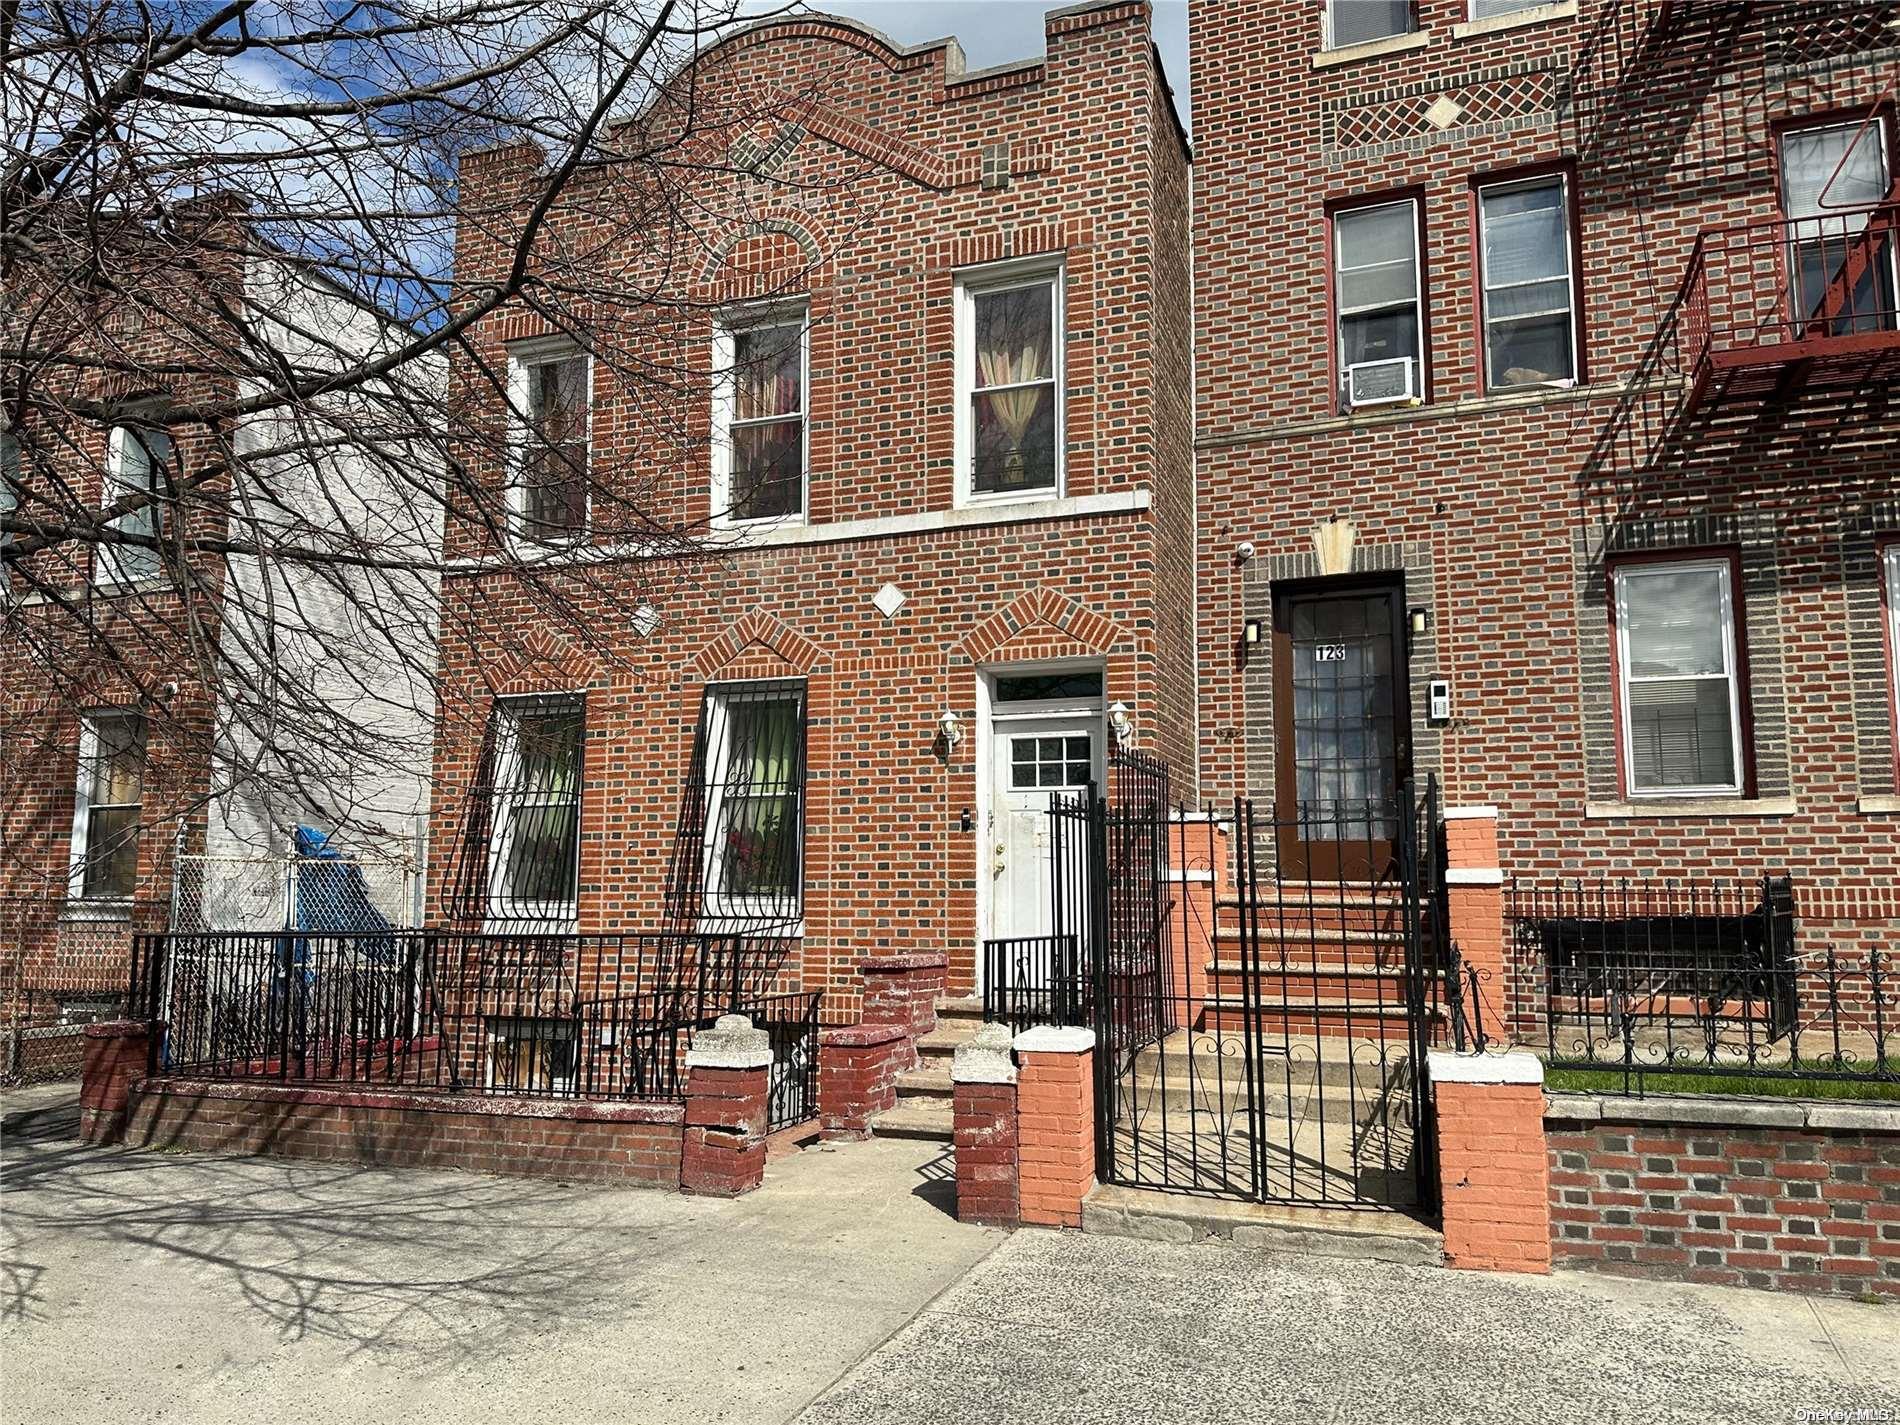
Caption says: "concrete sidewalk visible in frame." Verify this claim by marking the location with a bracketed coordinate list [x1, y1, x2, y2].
[797, 1226, 1900, 1425]
[1, 1084, 1001, 1425]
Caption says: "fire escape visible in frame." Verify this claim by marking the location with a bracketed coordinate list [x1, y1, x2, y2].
[1570, 0, 1900, 482]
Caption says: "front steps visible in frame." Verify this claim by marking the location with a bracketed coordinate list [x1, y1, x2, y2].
[1081, 1182, 1442, 1267]
[866, 995, 982, 1144]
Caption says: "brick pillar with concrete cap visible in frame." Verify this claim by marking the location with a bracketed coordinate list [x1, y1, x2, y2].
[78, 1019, 158, 1146]
[816, 1021, 906, 1140]
[859, 952, 947, 1070]
[951, 1022, 1019, 1227]
[1441, 805, 1511, 1037]
[1014, 1025, 1096, 1228]
[680, 1013, 772, 1197]
[1430, 1048, 1551, 1274]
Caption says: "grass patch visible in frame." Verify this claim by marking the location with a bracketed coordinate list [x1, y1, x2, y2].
[1545, 1065, 1900, 1102]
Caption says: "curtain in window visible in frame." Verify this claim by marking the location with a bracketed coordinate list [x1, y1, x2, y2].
[730, 322, 804, 520]
[718, 696, 800, 898]
[493, 698, 584, 914]
[973, 284, 1056, 493]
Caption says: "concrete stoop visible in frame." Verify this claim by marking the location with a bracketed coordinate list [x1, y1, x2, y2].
[1080, 1182, 1444, 1268]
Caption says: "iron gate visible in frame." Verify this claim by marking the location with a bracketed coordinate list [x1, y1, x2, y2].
[1052, 769, 1444, 1211]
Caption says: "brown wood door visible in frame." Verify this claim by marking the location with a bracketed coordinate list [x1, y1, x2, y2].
[1271, 581, 1412, 882]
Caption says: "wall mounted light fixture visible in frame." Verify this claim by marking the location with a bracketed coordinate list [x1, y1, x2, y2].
[1108, 702, 1134, 750]
[938, 710, 963, 748]
[1408, 606, 1431, 639]
[1243, 618, 1263, 646]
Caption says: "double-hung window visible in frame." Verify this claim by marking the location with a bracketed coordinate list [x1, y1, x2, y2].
[1326, 0, 1414, 47]
[1, 431, 17, 553]
[700, 681, 805, 924]
[1334, 199, 1425, 409]
[1477, 175, 1579, 390]
[714, 309, 807, 523]
[1885, 542, 1900, 757]
[1779, 120, 1897, 338]
[957, 264, 1061, 502]
[486, 695, 584, 923]
[70, 711, 147, 900]
[1470, 0, 1544, 18]
[1613, 559, 1746, 797]
[508, 347, 590, 543]
[99, 425, 172, 584]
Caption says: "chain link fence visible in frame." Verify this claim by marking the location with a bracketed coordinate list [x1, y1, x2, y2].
[169, 851, 420, 933]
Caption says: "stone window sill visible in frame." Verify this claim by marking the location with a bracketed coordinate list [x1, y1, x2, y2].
[59, 900, 134, 923]
[1584, 796, 1796, 820]
[1858, 795, 1900, 815]
[1451, 2, 1578, 42]
[1311, 30, 1433, 70]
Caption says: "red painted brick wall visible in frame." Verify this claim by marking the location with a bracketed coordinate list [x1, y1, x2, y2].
[1017, 1043, 1095, 1227]
[1435, 1077, 1553, 1273]
[1548, 1103, 1900, 1300]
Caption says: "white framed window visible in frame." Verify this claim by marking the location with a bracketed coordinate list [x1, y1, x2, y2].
[955, 261, 1062, 505]
[486, 1016, 577, 1095]
[68, 711, 147, 900]
[98, 425, 172, 584]
[485, 695, 584, 925]
[712, 306, 808, 525]
[1327, 0, 1414, 48]
[700, 681, 805, 925]
[1885, 542, 1900, 756]
[1477, 174, 1579, 390]
[1471, 0, 1544, 17]
[1779, 120, 1897, 337]
[1334, 198, 1425, 409]
[506, 345, 591, 544]
[1, 431, 17, 552]
[1613, 559, 1746, 798]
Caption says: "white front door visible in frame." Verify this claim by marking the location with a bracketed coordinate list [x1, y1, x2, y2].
[988, 713, 1104, 943]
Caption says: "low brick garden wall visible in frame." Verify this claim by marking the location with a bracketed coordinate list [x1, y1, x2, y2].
[127, 1077, 686, 1188]
[1546, 1092, 1900, 1300]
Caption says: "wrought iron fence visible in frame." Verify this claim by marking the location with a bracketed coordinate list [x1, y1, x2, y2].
[749, 989, 822, 1133]
[982, 935, 1084, 1034]
[1519, 876, 1897, 1092]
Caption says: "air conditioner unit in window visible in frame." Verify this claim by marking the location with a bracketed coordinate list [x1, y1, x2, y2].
[1346, 356, 1420, 410]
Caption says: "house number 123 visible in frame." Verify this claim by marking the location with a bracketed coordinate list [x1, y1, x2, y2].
[1314, 644, 1347, 663]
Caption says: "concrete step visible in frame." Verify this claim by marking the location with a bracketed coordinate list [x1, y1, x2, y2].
[1197, 998, 1432, 1037]
[869, 1102, 954, 1142]
[895, 1066, 954, 1098]
[1081, 1183, 1442, 1266]
[915, 1020, 982, 1059]
[1131, 1032, 1418, 1088]
[935, 995, 985, 1022]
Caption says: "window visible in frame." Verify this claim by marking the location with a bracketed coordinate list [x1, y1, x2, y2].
[701, 682, 805, 922]
[1613, 560, 1746, 797]
[1327, 0, 1414, 48]
[993, 670, 1105, 703]
[508, 348, 589, 543]
[1471, 0, 1544, 17]
[1, 431, 17, 552]
[486, 696, 584, 922]
[1009, 734, 1094, 790]
[1779, 120, 1896, 337]
[1886, 543, 1900, 756]
[1477, 175, 1579, 390]
[1333, 199, 1424, 408]
[714, 310, 806, 523]
[486, 1017, 577, 1095]
[70, 711, 147, 900]
[957, 265, 1061, 501]
[98, 425, 172, 584]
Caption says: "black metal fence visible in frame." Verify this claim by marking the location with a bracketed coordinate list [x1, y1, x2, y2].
[750, 990, 822, 1133]
[1519, 876, 1897, 1092]
[127, 929, 821, 1118]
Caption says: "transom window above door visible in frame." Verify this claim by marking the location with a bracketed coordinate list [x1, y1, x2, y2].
[956, 263, 1062, 503]
[1009, 734, 1094, 789]
[715, 308, 807, 524]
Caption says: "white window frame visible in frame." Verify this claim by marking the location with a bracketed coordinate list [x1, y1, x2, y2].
[1885, 542, 1900, 758]
[711, 302, 809, 529]
[1469, 0, 1546, 19]
[67, 710, 146, 902]
[699, 681, 806, 929]
[1613, 558, 1747, 799]
[1476, 173, 1580, 392]
[1333, 197, 1426, 408]
[484, 1016, 577, 1095]
[97, 424, 171, 586]
[483, 694, 584, 929]
[1325, 0, 1416, 50]
[505, 341, 592, 547]
[954, 258, 1065, 509]
[1777, 119, 1899, 331]
[1, 430, 17, 553]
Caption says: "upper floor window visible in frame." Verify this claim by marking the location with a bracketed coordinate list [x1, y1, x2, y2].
[508, 347, 590, 544]
[99, 425, 172, 584]
[713, 308, 806, 524]
[699, 680, 805, 925]
[956, 263, 1061, 504]
[1477, 175, 1579, 391]
[1327, 0, 1414, 48]
[70, 711, 147, 900]
[1471, 0, 1545, 17]
[1885, 541, 1900, 759]
[485, 694, 584, 924]
[1779, 119, 1896, 337]
[1613, 558, 1746, 798]
[1, 431, 17, 552]
[1334, 198, 1424, 410]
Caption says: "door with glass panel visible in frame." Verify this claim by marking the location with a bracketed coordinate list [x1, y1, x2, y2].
[1271, 582, 1410, 881]
[1779, 120, 1898, 339]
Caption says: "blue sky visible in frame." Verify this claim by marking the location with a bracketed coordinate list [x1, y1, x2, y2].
[744, 1, 1190, 128]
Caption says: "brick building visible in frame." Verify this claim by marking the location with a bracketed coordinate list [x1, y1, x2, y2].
[428, 1, 1194, 1038]
[1190, 0, 1899, 1028]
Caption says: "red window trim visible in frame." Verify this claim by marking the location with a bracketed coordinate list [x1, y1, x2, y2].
[1467, 159, 1587, 397]
[1605, 547, 1756, 801]
[1323, 185, 1431, 416]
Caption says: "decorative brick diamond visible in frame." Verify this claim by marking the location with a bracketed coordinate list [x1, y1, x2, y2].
[872, 583, 906, 619]
[1424, 95, 1464, 131]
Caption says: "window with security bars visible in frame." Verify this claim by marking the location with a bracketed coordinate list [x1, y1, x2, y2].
[1779, 120, 1897, 338]
[718, 311, 806, 522]
[485, 695, 584, 922]
[71, 711, 146, 899]
[1477, 175, 1578, 390]
[510, 349, 589, 542]
[98, 426, 172, 584]
[1613, 559, 1746, 797]
[701, 682, 806, 923]
[486, 1016, 577, 1094]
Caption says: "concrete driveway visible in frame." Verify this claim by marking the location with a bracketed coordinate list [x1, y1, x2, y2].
[1, 1084, 1000, 1425]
